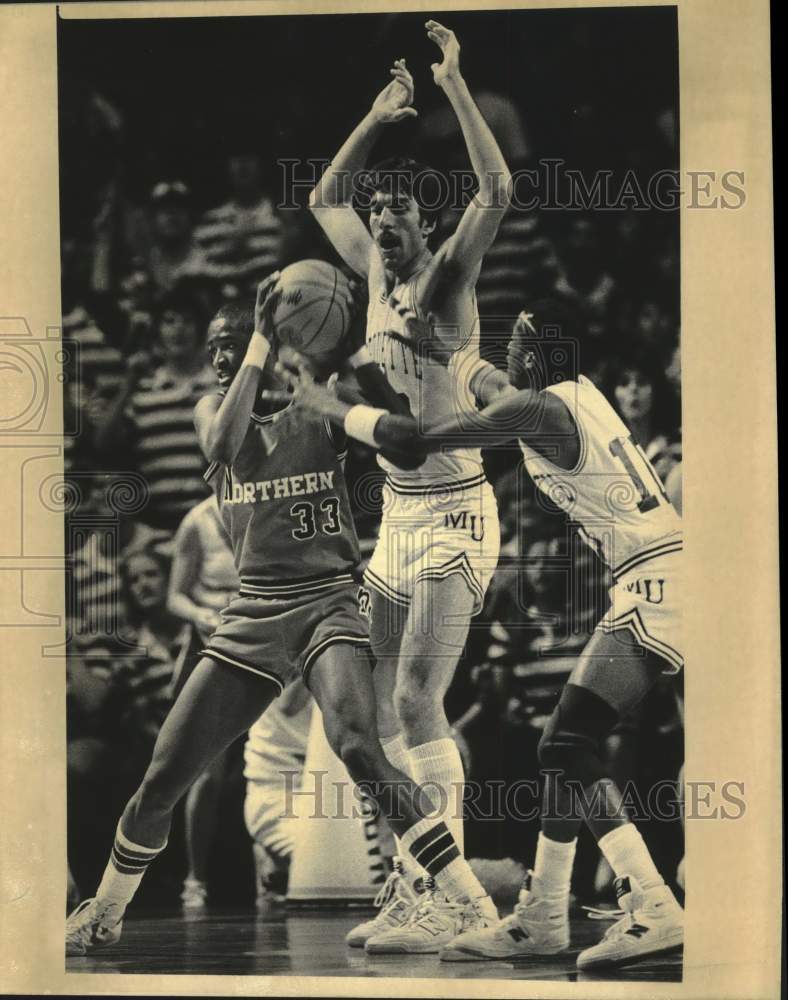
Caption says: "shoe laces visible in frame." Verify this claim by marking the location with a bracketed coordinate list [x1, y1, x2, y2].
[66, 898, 120, 948]
[372, 868, 401, 909]
[582, 904, 627, 922]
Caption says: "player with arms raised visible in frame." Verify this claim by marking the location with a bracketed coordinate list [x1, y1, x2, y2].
[276, 298, 684, 970]
[64, 275, 501, 957]
[309, 20, 511, 952]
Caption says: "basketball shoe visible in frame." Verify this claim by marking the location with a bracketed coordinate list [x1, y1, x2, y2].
[365, 877, 498, 955]
[345, 858, 420, 948]
[66, 897, 125, 956]
[575, 875, 683, 970]
[440, 871, 570, 962]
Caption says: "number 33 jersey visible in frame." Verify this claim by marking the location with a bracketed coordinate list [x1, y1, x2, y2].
[205, 401, 362, 598]
[518, 375, 682, 579]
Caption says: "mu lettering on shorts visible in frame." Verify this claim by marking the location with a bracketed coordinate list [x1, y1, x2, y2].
[364, 472, 501, 616]
[202, 399, 370, 692]
[519, 375, 683, 672]
[364, 264, 501, 614]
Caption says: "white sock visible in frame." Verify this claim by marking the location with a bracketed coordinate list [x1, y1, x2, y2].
[95, 823, 167, 909]
[380, 733, 424, 887]
[399, 816, 487, 903]
[597, 823, 664, 892]
[407, 737, 465, 854]
[532, 832, 577, 897]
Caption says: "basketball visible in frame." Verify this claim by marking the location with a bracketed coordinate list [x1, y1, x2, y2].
[268, 260, 353, 366]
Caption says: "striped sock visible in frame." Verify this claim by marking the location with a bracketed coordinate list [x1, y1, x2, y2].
[380, 733, 425, 888]
[95, 824, 167, 908]
[407, 737, 466, 854]
[400, 817, 486, 903]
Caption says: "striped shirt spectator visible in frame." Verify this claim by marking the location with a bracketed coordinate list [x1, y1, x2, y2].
[126, 363, 216, 529]
[62, 305, 126, 397]
[476, 213, 563, 326]
[193, 197, 285, 292]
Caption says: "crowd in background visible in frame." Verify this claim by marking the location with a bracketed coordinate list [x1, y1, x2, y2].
[61, 9, 683, 909]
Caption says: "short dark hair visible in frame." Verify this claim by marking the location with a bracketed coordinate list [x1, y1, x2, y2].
[209, 299, 256, 338]
[361, 156, 441, 228]
[507, 296, 585, 388]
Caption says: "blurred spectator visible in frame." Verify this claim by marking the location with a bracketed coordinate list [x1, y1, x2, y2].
[605, 354, 681, 480]
[93, 290, 216, 530]
[193, 146, 290, 295]
[141, 181, 211, 297]
[554, 215, 617, 341]
[117, 547, 191, 750]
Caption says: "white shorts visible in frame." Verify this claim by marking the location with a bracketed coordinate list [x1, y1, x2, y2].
[364, 473, 501, 617]
[597, 549, 683, 673]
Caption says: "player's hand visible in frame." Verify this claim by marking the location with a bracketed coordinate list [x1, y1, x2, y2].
[370, 59, 418, 124]
[267, 347, 345, 420]
[254, 270, 282, 334]
[426, 20, 461, 87]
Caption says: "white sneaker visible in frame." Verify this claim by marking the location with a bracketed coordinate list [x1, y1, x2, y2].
[345, 859, 419, 948]
[576, 875, 683, 970]
[180, 877, 208, 911]
[65, 897, 125, 956]
[366, 880, 498, 955]
[440, 871, 569, 962]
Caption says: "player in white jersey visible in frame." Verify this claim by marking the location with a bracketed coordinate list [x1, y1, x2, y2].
[274, 298, 684, 969]
[308, 20, 510, 951]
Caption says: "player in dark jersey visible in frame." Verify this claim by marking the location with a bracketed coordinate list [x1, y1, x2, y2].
[66, 276, 498, 958]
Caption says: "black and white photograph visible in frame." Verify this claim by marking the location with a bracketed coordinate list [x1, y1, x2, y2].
[0, 1, 779, 997]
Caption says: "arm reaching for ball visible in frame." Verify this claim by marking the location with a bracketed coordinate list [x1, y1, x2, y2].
[194, 273, 279, 466]
[309, 59, 417, 278]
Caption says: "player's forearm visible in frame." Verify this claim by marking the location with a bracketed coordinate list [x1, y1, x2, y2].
[202, 367, 261, 464]
[441, 75, 511, 206]
[309, 112, 382, 210]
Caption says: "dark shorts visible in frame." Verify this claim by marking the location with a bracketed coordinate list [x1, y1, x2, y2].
[200, 584, 371, 695]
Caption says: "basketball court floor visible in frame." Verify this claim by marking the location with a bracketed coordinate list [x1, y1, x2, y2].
[66, 905, 683, 982]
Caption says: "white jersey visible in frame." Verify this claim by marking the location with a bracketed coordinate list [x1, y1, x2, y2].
[519, 376, 682, 580]
[366, 268, 487, 485]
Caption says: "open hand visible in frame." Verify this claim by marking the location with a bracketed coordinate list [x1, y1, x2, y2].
[370, 59, 417, 123]
[263, 347, 344, 421]
[426, 20, 461, 87]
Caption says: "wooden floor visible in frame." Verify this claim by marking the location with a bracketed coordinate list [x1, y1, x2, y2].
[66, 904, 682, 982]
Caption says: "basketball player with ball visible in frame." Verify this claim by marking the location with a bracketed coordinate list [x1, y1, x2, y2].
[66, 273, 500, 956]
[309, 20, 511, 953]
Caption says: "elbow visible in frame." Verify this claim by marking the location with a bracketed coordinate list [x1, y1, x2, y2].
[482, 171, 512, 211]
[203, 435, 235, 467]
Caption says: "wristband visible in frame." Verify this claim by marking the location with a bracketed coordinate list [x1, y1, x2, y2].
[347, 345, 373, 370]
[344, 405, 387, 448]
[243, 331, 271, 370]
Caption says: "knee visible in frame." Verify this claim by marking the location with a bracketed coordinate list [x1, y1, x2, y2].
[537, 684, 619, 784]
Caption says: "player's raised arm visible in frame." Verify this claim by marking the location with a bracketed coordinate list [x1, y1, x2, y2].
[417, 20, 512, 303]
[309, 60, 417, 277]
[194, 275, 279, 465]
